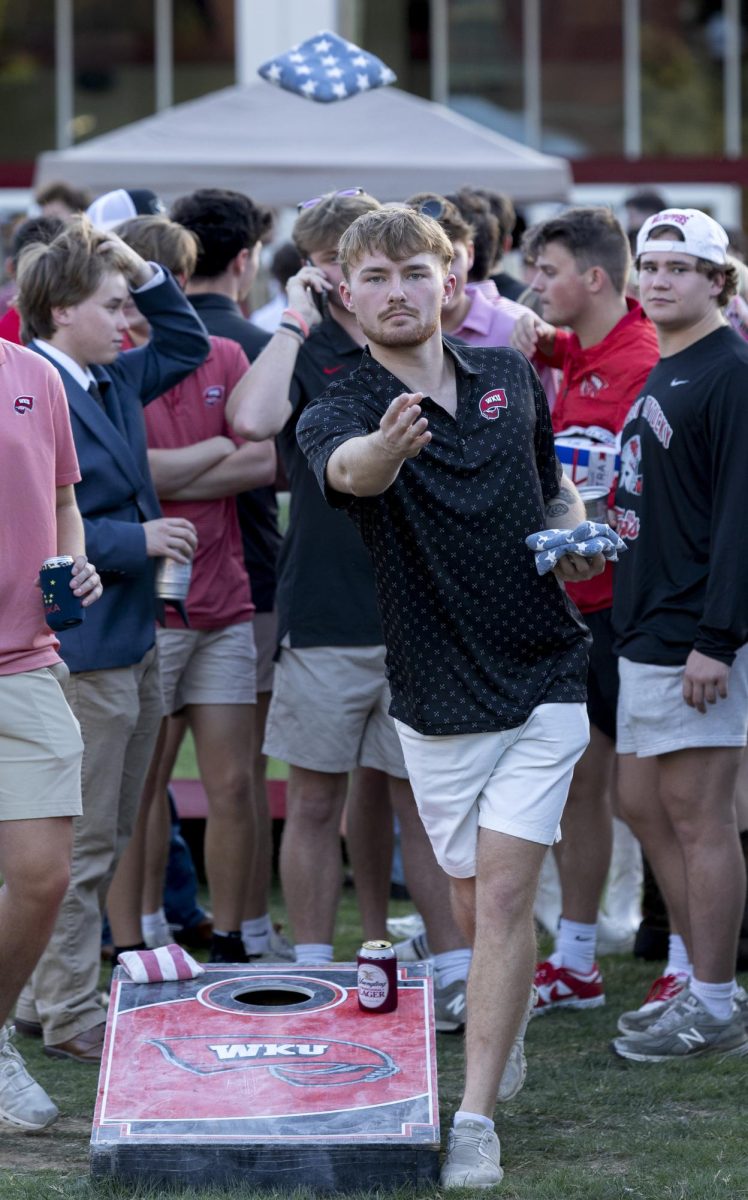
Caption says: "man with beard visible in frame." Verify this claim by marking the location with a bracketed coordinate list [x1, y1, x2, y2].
[295, 205, 601, 1189]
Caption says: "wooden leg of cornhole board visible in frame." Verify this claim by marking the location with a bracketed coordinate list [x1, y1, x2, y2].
[90, 963, 439, 1191]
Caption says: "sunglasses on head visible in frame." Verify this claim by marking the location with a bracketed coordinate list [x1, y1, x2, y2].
[297, 187, 365, 212]
[412, 197, 447, 221]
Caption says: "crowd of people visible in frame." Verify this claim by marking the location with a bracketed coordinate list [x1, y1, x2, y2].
[0, 177, 746, 1191]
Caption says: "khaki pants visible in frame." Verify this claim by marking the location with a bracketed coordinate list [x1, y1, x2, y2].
[17, 647, 163, 1044]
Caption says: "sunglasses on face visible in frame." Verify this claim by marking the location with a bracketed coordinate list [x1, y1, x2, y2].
[297, 187, 365, 212]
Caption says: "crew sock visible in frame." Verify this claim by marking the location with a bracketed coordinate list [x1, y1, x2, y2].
[294, 942, 333, 964]
[665, 933, 692, 979]
[551, 918, 597, 974]
[242, 914, 272, 956]
[433, 948, 472, 989]
[689, 977, 736, 1021]
[454, 1110, 494, 1131]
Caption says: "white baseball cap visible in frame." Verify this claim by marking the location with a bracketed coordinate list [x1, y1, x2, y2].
[86, 188, 164, 231]
[636, 208, 729, 266]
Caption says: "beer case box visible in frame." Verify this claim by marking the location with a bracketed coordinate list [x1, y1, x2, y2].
[554, 436, 619, 492]
[90, 962, 439, 1192]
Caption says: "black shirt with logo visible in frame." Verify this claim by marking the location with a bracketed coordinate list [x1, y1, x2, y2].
[296, 340, 589, 735]
[276, 316, 384, 647]
[613, 325, 748, 667]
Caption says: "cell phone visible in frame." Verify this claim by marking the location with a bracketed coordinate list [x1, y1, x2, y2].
[311, 286, 329, 320]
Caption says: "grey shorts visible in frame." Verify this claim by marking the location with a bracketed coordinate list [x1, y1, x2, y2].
[262, 642, 407, 777]
[617, 648, 748, 757]
[157, 623, 257, 713]
[253, 610, 278, 695]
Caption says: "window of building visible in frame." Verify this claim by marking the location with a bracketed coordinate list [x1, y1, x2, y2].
[72, 1, 155, 143]
[173, 0, 234, 105]
[446, 0, 526, 142]
[0, 3, 55, 160]
[640, 0, 724, 156]
[540, 3, 624, 157]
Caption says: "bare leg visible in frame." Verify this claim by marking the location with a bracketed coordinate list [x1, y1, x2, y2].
[142, 714, 188, 915]
[736, 747, 748, 832]
[618, 752, 691, 946]
[553, 725, 615, 923]
[345, 767, 395, 941]
[388, 775, 466, 955]
[189, 704, 256, 932]
[658, 746, 744, 982]
[452, 829, 547, 1116]
[0, 819, 73, 1026]
[279, 766, 348, 944]
[243, 689, 274, 922]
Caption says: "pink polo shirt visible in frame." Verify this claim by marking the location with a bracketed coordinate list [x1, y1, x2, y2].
[0, 340, 81, 675]
[451, 284, 558, 408]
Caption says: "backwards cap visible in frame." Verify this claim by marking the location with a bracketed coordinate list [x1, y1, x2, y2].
[86, 188, 164, 231]
[636, 207, 729, 266]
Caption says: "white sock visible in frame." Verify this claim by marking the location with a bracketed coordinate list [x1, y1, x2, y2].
[242, 915, 272, 956]
[141, 909, 171, 945]
[689, 977, 736, 1021]
[294, 942, 333, 964]
[454, 1109, 494, 1131]
[665, 934, 692, 979]
[551, 919, 597, 974]
[433, 949, 472, 989]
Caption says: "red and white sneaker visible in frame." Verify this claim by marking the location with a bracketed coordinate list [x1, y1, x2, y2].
[532, 960, 605, 1016]
[616, 972, 688, 1035]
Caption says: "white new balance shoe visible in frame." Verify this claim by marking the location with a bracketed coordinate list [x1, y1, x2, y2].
[0, 1026, 59, 1131]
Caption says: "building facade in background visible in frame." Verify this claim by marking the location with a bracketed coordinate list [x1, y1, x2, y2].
[0, 1, 745, 193]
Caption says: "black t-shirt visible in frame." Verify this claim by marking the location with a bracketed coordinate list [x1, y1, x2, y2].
[297, 340, 590, 736]
[613, 325, 748, 667]
[276, 316, 384, 647]
[188, 292, 280, 613]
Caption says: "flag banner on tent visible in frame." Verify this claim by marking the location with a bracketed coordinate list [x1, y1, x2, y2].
[258, 31, 396, 103]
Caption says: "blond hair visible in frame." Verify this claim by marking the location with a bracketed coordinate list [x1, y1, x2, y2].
[116, 215, 199, 281]
[338, 205, 454, 280]
[293, 190, 381, 258]
[16, 215, 134, 342]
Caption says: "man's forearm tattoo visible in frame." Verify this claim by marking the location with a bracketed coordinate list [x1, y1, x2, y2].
[545, 484, 575, 519]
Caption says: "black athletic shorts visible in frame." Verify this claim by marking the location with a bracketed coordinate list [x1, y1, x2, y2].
[584, 607, 618, 740]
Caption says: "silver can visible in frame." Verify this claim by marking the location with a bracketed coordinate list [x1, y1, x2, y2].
[41, 555, 75, 570]
[155, 557, 192, 601]
[578, 485, 609, 523]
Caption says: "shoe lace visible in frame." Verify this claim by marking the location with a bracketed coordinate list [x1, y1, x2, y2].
[645, 973, 686, 1005]
[645, 992, 698, 1034]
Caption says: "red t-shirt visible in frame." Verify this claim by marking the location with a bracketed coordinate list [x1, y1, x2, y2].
[540, 301, 660, 612]
[0, 340, 81, 674]
[144, 336, 254, 630]
[0, 306, 22, 344]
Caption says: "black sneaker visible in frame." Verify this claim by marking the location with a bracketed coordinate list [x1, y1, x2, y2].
[209, 933, 248, 964]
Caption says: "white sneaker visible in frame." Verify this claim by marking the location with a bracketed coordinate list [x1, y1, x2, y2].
[0, 1026, 59, 1131]
[393, 932, 431, 962]
[434, 979, 467, 1033]
[497, 986, 536, 1102]
[249, 926, 296, 962]
[440, 1120, 503, 1189]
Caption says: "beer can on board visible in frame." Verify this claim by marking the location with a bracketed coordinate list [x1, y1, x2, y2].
[356, 940, 398, 1013]
[155, 556, 192, 601]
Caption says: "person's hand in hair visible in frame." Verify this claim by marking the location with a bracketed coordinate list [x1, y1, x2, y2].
[511, 312, 556, 359]
[97, 229, 157, 289]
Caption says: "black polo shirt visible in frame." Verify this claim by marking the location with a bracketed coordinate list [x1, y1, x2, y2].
[297, 340, 589, 735]
[188, 292, 280, 613]
[276, 315, 384, 647]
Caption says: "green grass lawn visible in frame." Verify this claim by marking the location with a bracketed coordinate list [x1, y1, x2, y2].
[2, 735, 746, 1196]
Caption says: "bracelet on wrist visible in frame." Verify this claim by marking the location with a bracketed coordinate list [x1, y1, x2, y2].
[282, 308, 310, 339]
[277, 323, 305, 345]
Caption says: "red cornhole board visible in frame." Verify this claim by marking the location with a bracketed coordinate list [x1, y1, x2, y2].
[90, 962, 439, 1191]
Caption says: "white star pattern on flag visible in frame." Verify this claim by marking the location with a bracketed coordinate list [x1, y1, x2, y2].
[258, 30, 397, 102]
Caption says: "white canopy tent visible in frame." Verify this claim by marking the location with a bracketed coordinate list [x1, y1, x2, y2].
[35, 83, 571, 206]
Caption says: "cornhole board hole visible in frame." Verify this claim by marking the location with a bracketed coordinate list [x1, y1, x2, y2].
[90, 962, 439, 1191]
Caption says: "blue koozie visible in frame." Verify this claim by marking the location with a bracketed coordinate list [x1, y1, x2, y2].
[40, 556, 85, 631]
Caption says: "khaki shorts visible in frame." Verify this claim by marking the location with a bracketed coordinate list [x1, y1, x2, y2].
[617, 649, 748, 757]
[0, 663, 83, 820]
[395, 703, 590, 878]
[253, 610, 278, 695]
[263, 642, 407, 777]
[157, 623, 257, 714]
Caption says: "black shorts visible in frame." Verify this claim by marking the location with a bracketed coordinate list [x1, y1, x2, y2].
[584, 607, 618, 740]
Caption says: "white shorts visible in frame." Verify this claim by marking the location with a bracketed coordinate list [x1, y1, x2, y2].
[157, 623, 257, 713]
[394, 702, 589, 878]
[263, 642, 407, 777]
[617, 649, 748, 757]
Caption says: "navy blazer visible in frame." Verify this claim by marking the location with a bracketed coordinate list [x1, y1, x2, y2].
[30, 271, 210, 672]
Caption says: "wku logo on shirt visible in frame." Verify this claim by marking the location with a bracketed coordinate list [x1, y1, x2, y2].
[148, 1033, 399, 1086]
[203, 385, 224, 406]
[478, 388, 508, 420]
[13, 395, 34, 414]
[579, 372, 608, 397]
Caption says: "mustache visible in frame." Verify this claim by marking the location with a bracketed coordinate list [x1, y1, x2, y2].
[379, 306, 419, 319]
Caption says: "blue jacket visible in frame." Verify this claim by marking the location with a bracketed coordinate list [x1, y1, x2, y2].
[30, 272, 210, 672]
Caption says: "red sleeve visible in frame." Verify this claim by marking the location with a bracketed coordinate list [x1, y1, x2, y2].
[535, 328, 572, 371]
